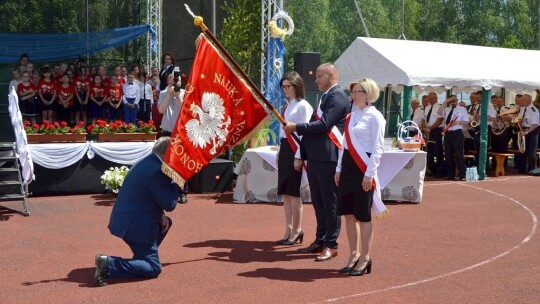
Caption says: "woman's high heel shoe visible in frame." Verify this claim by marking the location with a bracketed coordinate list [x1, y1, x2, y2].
[349, 259, 372, 276]
[281, 231, 304, 245]
[275, 238, 288, 245]
[338, 257, 360, 273]
[275, 233, 291, 245]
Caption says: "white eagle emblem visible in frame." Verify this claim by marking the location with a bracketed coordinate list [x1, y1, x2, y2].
[186, 92, 231, 155]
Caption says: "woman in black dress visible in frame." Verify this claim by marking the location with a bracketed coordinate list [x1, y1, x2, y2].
[276, 72, 313, 245]
[335, 78, 385, 276]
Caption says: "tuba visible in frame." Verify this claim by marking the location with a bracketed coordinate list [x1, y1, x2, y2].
[491, 118, 507, 135]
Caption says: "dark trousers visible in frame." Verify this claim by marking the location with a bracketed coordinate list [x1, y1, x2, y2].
[138, 99, 152, 122]
[516, 130, 539, 173]
[56, 105, 71, 124]
[306, 161, 340, 249]
[427, 127, 445, 175]
[444, 130, 466, 178]
[107, 217, 171, 279]
[108, 104, 121, 121]
[491, 128, 510, 169]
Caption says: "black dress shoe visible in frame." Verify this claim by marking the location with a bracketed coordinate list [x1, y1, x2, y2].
[297, 242, 324, 254]
[179, 193, 187, 204]
[94, 254, 109, 287]
[281, 231, 304, 245]
[339, 258, 360, 273]
[349, 258, 372, 276]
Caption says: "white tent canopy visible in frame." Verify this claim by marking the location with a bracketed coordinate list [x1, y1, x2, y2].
[334, 37, 540, 93]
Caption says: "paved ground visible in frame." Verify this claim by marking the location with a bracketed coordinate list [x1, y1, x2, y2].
[1, 173, 539, 304]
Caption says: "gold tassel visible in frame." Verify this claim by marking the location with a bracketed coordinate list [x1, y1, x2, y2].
[376, 210, 390, 220]
[161, 162, 185, 188]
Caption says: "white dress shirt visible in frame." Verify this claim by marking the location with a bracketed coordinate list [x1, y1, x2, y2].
[122, 82, 140, 105]
[424, 103, 443, 127]
[442, 105, 469, 131]
[336, 106, 386, 177]
[410, 107, 425, 126]
[520, 105, 540, 128]
[138, 82, 153, 101]
[279, 99, 313, 159]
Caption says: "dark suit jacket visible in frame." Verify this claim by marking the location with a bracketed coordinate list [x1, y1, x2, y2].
[159, 65, 175, 91]
[108, 153, 180, 245]
[296, 85, 350, 162]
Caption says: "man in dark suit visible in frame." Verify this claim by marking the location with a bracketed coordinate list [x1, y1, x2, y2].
[283, 63, 350, 261]
[159, 52, 175, 91]
[94, 136, 180, 287]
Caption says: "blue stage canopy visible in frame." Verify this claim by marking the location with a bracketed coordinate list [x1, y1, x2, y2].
[0, 25, 156, 63]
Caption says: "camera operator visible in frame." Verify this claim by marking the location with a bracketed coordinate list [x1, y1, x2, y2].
[157, 68, 188, 203]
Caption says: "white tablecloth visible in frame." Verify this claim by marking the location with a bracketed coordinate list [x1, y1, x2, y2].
[28, 141, 155, 169]
[233, 146, 426, 203]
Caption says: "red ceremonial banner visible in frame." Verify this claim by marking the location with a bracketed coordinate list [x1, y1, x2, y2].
[162, 33, 270, 185]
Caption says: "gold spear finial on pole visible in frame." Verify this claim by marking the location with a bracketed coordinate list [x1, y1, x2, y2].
[185, 4, 208, 31]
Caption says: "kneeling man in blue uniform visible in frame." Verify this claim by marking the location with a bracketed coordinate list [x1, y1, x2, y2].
[94, 136, 180, 286]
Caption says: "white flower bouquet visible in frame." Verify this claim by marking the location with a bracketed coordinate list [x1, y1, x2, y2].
[100, 166, 129, 194]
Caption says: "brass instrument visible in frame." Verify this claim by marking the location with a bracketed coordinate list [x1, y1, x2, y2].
[492, 106, 520, 136]
[491, 117, 507, 135]
[513, 116, 526, 153]
[470, 119, 479, 128]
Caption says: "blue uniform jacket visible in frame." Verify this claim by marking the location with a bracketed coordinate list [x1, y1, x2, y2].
[108, 153, 180, 245]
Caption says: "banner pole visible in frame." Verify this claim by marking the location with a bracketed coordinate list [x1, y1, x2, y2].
[184, 5, 300, 144]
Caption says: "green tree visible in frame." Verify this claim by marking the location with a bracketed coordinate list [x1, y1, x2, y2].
[220, 0, 262, 86]
[284, 0, 336, 66]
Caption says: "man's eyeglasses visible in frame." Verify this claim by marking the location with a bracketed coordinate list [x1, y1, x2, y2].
[281, 84, 293, 90]
[351, 89, 365, 95]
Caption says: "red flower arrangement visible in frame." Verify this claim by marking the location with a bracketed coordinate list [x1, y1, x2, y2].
[86, 120, 156, 135]
[24, 120, 84, 135]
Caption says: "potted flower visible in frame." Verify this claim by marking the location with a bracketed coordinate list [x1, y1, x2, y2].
[87, 119, 157, 141]
[100, 166, 130, 194]
[24, 120, 87, 143]
[248, 122, 277, 148]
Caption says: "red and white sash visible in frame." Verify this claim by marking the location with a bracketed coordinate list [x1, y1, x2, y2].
[316, 103, 343, 149]
[282, 103, 301, 153]
[283, 103, 307, 172]
[344, 113, 388, 219]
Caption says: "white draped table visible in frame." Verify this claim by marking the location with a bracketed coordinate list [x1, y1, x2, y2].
[27, 141, 155, 195]
[233, 146, 426, 203]
[28, 141, 155, 169]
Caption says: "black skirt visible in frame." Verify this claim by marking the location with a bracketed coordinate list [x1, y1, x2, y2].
[337, 149, 373, 222]
[277, 138, 302, 197]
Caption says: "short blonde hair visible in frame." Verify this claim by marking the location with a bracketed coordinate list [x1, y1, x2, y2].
[349, 78, 380, 103]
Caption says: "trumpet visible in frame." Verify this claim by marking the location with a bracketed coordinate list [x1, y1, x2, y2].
[470, 119, 479, 128]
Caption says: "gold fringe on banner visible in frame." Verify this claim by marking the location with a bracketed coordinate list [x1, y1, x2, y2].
[376, 210, 390, 220]
[161, 162, 185, 188]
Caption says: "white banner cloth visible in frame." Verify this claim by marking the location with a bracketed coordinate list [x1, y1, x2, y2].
[7, 87, 34, 184]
